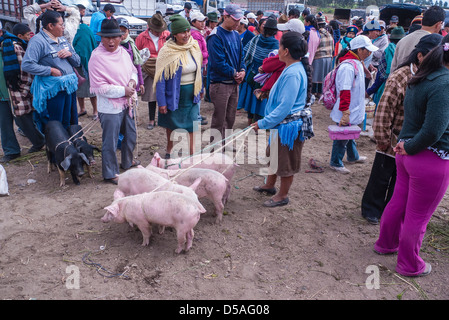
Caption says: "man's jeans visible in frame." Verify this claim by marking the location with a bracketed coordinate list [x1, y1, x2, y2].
[0, 100, 20, 156]
[330, 139, 360, 167]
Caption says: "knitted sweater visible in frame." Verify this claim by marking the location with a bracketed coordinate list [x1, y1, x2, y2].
[399, 67, 449, 155]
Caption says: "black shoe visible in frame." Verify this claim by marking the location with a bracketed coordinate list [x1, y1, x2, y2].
[0, 153, 21, 163]
[364, 216, 379, 225]
[253, 186, 277, 195]
[28, 144, 45, 154]
[263, 197, 289, 207]
[104, 177, 118, 185]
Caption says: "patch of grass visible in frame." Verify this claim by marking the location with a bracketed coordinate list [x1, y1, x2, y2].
[423, 219, 449, 257]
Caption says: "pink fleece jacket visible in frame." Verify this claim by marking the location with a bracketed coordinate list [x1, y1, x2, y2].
[190, 28, 208, 67]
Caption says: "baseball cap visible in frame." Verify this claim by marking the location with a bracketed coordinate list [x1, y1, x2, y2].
[240, 17, 248, 25]
[247, 12, 256, 19]
[116, 17, 129, 30]
[224, 4, 243, 20]
[390, 15, 399, 23]
[277, 18, 305, 34]
[350, 35, 379, 52]
[190, 11, 206, 22]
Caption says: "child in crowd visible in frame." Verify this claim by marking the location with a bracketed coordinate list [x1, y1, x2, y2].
[329, 35, 378, 174]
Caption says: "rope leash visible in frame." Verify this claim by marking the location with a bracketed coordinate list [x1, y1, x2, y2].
[165, 126, 253, 169]
[162, 126, 253, 186]
[82, 251, 131, 280]
[114, 127, 255, 203]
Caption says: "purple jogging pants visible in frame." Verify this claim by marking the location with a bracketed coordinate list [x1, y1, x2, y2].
[374, 149, 449, 276]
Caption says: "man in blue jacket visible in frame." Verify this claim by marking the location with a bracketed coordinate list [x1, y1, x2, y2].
[207, 4, 245, 141]
[90, 3, 115, 43]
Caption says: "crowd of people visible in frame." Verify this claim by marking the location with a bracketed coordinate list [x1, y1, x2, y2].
[1, 0, 449, 278]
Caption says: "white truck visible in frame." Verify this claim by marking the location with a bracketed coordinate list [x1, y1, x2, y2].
[82, 0, 148, 38]
[285, 1, 305, 15]
[155, 0, 227, 15]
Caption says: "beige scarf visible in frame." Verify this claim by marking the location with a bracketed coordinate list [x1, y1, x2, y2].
[153, 36, 203, 96]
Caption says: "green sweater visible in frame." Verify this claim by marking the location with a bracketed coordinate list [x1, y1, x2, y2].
[399, 67, 449, 155]
[0, 50, 10, 101]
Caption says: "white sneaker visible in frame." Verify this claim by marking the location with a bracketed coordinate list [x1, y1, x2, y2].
[330, 165, 351, 174]
[347, 156, 367, 164]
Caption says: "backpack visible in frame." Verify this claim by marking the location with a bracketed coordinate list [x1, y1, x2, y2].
[320, 59, 359, 110]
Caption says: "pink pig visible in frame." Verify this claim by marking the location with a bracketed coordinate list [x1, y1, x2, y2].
[113, 168, 203, 211]
[149, 152, 238, 182]
[145, 164, 231, 223]
[102, 191, 206, 253]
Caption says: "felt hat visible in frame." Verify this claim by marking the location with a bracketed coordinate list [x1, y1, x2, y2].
[207, 11, 218, 22]
[169, 14, 191, 34]
[148, 13, 168, 32]
[389, 26, 406, 40]
[97, 18, 123, 37]
[264, 16, 278, 30]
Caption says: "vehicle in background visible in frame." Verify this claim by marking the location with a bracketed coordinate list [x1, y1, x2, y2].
[83, 1, 148, 38]
[157, 0, 223, 15]
[246, 0, 287, 15]
[285, 2, 305, 14]
[333, 8, 351, 28]
[264, 10, 280, 18]
[350, 8, 366, 21]
[365, 5, 379, 19]
[379, 3, 424, 31]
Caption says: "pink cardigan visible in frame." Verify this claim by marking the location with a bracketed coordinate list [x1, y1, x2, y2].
[190, 28, 208, 67]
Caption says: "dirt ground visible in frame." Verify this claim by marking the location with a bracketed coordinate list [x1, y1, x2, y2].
[1, 97, 448, 302]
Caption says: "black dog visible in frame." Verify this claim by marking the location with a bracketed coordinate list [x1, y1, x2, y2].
[45, 121, 90, 186]
[67, 124, 100, 178]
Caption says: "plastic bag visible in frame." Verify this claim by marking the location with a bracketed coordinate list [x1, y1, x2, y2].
[0, 164, 9, 196]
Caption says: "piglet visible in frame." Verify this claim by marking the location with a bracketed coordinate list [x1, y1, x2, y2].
[102, 191, 206, 253]
[67, 124, 100, 178]
[113, 167, 204, 211]
[145, 164, 231, 223]
[45, 121, 90, 186]
[150, 152, 238, 182]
